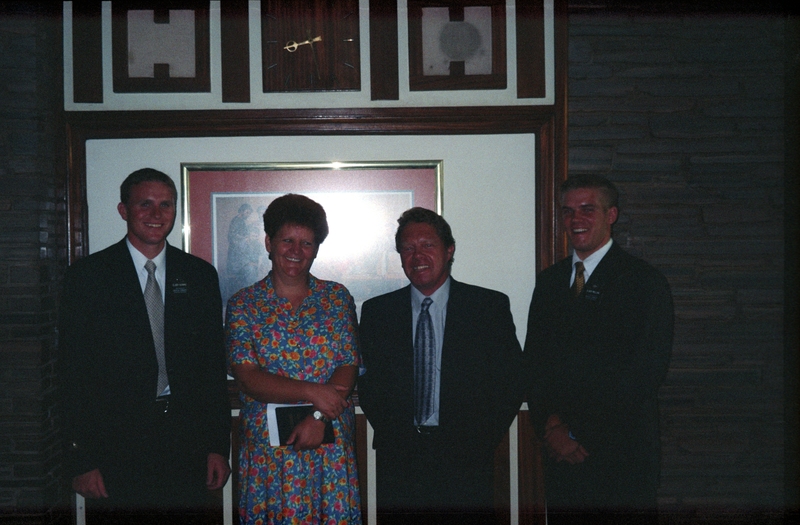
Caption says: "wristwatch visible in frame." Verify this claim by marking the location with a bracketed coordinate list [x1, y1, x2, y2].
[312, 410, 329, 423]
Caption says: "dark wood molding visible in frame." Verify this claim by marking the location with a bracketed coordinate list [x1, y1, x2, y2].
[516, 0, 546, 99]
[369, 0, 399, 100]
[544, 0, 570, 271]
[518, 410, 547, 525]
[71, 1, 103, 103]
[220, 0, 250, 103]
[64, 105, 561, 269]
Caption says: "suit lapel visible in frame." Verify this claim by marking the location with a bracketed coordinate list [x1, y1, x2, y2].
[105, 240, 158, 372]
[439, 279, 468, 424]
[106, 239, 150, 311]
[582, 243, 625, 302]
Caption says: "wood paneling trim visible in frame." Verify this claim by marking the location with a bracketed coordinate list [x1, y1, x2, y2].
[369, 0, 399, 100]
[221, 0, 250, 103]
[552, 0, 570, 267]
[518, 410, 546, 525]
[71, 1, 103, 103]
[65, 106, 559, 265]
[516, 0, 546, 99]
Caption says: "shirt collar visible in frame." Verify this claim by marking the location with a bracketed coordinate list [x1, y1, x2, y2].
[572, 238, 613, 281]
[126, 238, 167, 270]
[411, 276, 451, 310]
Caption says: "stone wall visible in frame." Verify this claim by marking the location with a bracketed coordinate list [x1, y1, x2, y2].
[568, 9, 789, 520]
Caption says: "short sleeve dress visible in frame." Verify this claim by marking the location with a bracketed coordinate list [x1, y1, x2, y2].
[226, 273, 362, 525]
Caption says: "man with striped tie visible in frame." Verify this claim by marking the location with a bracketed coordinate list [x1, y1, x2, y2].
[359, 207, 523, 525]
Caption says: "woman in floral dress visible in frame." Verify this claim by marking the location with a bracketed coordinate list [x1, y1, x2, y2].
[226, 194, 361, 524]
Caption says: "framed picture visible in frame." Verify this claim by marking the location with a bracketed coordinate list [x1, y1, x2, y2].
[112, 1, 210, 93]
[408, 0, 506, 91]
[181, 161, 443, 309]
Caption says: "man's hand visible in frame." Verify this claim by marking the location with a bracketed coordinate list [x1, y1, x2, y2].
[543, 415, 589, 464]
[206, 453, 231, 490]
[72, 469, 108, 499]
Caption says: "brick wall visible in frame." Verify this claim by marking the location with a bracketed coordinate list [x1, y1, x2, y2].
[568, 9, 788, 519]
[0, 3, 66, 523]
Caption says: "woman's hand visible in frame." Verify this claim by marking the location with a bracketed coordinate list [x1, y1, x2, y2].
[308, 383, 350, 421]
[287, 416, 327, 450]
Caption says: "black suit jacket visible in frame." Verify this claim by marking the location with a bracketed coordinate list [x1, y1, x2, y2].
[524, 242, 673, 510]
[358, 278, 523, 512]
[59, 239, 230, 502]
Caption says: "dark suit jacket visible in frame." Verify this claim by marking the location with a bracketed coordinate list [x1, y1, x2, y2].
[59, 239, 230, 506]
[524, 242, 673, 511]
[358, 278, 523, 512]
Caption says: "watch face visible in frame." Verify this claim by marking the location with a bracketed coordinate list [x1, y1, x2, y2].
[262, 0, 360, 92]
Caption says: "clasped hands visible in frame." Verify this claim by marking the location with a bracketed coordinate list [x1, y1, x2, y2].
[287, 382, 349, 451]
[543, 415, 589, 464]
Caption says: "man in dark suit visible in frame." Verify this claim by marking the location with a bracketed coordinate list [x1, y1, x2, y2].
[358, 207, 523, 525]
[59, 168, 231, 523]
[524, 175, 673, 525]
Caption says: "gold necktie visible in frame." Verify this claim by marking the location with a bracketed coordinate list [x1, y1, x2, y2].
[574, 261, 585, 297]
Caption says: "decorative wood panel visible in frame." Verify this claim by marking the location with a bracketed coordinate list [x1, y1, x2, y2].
[407, 0, 507, 91]
[516, 0, 547, 99]
[111, 1, 211, 93]
[369, 0, 399, 100]
[221, 0, 250, 103]
[71, 1, 104, 103]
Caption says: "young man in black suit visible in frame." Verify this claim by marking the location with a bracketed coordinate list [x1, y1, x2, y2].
[358, 207, 523, 525]
[59, 168, 231, 524]
[525, 175, 674, 525]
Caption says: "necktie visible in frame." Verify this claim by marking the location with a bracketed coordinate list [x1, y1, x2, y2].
[144, 260, 169, 397]
[414, 297, 435, 426]
[573, 261, 585, 297]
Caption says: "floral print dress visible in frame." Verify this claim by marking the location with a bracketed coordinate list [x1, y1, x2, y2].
[226, 273, 362, 525]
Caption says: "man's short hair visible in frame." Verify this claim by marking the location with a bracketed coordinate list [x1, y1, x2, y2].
[120, 168, 178, 205]
[560, 174, 620, 211]
[394, 207, 456, 266]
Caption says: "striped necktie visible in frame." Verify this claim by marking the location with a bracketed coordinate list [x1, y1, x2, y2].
[414, 297, 435, 425]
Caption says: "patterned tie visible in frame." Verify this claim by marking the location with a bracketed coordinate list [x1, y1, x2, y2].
[144, 260, 168, 397]
[414, 297, 435, 426]
[573, 261, 585, 297]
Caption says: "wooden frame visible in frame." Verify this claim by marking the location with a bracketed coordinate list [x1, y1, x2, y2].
[64, 105, 567, 271]
[111, 1, 210, 93]
[407, 0, 507, 91]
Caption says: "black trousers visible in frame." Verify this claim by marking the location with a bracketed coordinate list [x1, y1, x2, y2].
[375, 430, 497, 523]
[84, 399, 222, 525]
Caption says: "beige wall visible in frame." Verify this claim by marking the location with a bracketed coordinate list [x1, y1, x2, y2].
[86, 134, 538, 342]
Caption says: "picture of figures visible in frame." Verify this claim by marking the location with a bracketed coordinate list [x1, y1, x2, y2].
[212, 191, 413, 312]
[182, 161, 441, 314]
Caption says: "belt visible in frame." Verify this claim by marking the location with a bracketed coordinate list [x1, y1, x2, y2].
[154, 395, 171, 415]
[415, 425, 439, 435]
